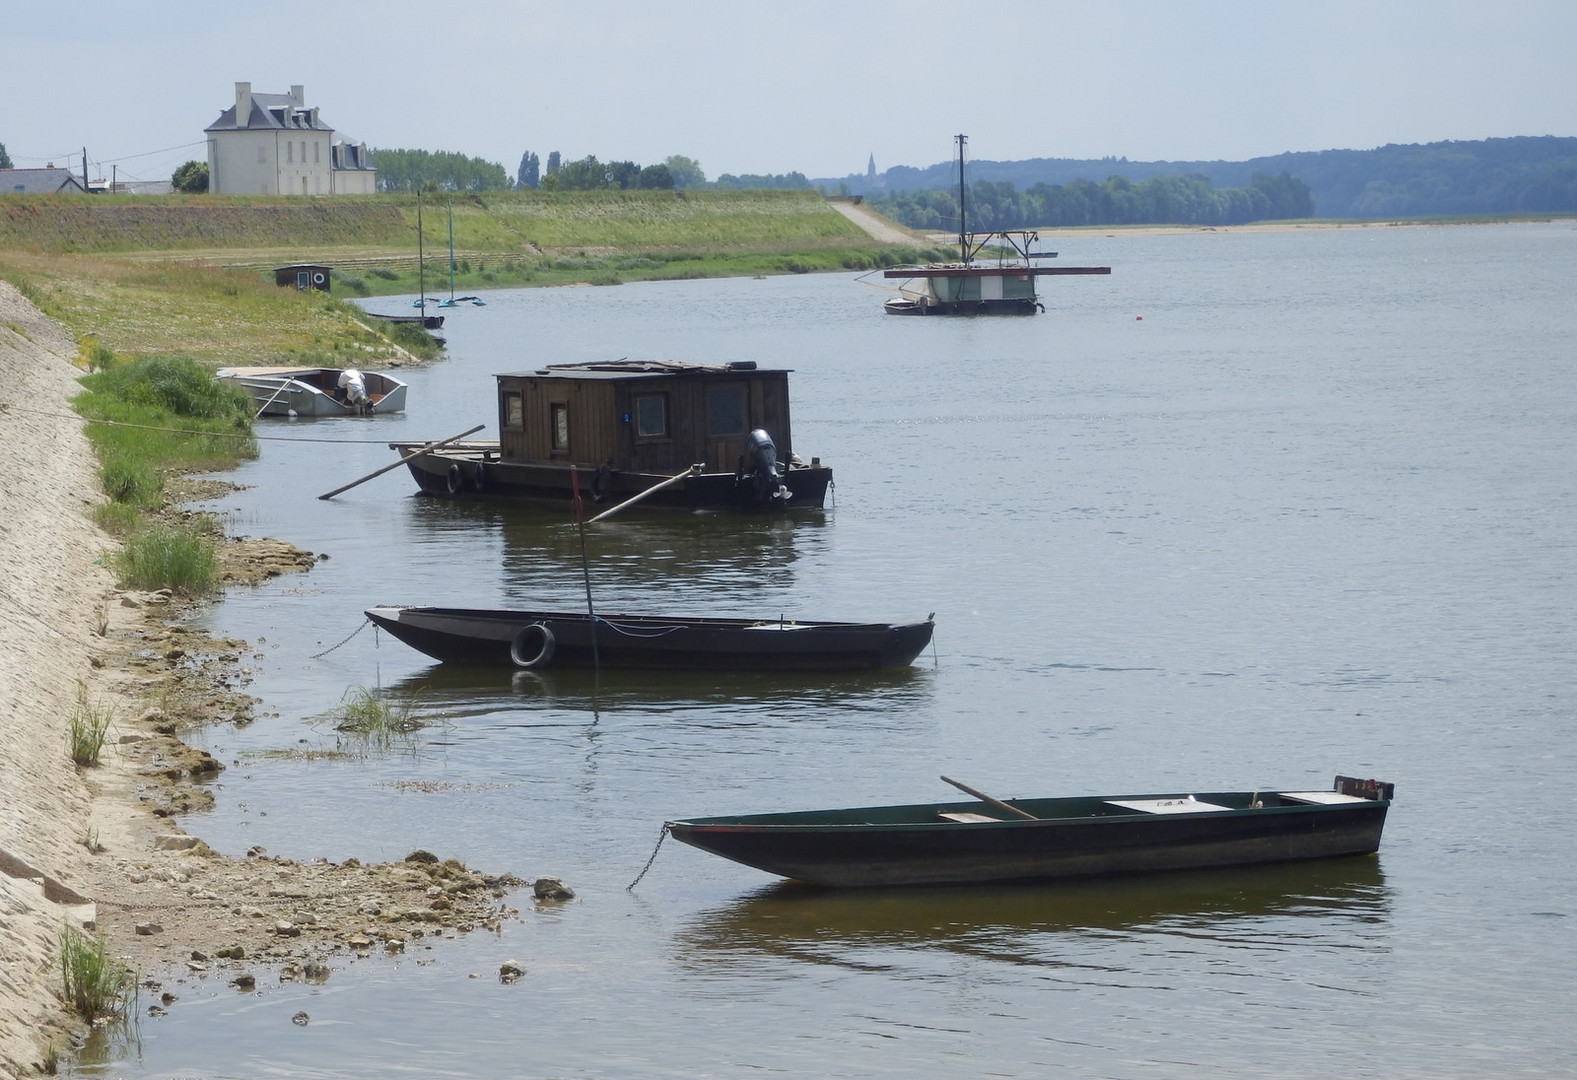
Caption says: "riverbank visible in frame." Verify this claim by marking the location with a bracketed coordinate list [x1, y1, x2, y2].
[0, 281, 525, 1076]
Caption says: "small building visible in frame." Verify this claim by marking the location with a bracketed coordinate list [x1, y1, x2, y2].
[1, 167, 89, 194]
[273, 264, 332, 291]
[205, 82, 376, 196]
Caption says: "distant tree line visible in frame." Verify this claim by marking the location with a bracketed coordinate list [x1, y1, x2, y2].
[372, 149, 513, 193]
[870, 171, 1314, 230]
[0, 142, 12, 169]
[836, 137, 1577, 220]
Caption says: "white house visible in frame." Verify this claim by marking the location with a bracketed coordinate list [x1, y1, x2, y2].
[205, 83, 376, 196]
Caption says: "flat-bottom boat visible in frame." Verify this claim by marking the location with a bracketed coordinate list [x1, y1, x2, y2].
[665, 775, 1393, 888]
[215, 366, 408, 417]
[365, 606, 936, 672]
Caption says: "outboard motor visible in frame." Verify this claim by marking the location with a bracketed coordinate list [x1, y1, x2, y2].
[739, 428, 791, 505]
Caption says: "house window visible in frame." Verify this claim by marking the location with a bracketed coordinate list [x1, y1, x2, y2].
[257, 146, 266, 164]
[705, 385, 747, 436]
[503, 392, 523, 428]
[551, 403, 570, 452]
[286, 142, 293, 163]
[633, 393, 667, 438]
[314, 142, 320, 164]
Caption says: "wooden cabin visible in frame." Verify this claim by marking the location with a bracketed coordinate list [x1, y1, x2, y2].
[496, 360, 797, 475]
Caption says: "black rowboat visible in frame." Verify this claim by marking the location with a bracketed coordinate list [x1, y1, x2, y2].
[665, 775, 1393, 888]
[365, 606, 935, 672]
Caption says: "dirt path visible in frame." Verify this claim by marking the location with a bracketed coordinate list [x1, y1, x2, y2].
[825, 198, 929, 246]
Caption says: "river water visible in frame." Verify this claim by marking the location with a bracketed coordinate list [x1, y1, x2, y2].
[76, 222, 1575, 1078]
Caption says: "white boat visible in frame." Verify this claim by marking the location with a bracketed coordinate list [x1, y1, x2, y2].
[214, 366, 408, 417]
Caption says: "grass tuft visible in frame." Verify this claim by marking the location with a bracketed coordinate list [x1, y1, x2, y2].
[319, 686, 430, 752]
[116, 522, 216, 595]
[58, 924, 135, 1021]
[67, 682, 114, 767]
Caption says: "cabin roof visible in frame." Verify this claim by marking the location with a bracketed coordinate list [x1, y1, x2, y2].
[499, 360, 788, 382]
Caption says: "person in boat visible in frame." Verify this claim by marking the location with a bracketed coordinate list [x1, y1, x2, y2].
[337, 368, 368, 405]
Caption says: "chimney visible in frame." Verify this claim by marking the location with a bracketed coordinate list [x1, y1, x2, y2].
[235, 82, 251, 124]
[291, 84, 305, 105]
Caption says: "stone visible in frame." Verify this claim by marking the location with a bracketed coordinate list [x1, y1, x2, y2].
[532, 876, 575, 901]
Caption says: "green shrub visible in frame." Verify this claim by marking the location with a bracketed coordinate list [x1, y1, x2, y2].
[98, 454, 164, 507]
[369, 267, 401, 281]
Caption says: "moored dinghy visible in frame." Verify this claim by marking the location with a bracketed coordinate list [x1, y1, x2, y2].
[664, 775, 1394, 888]
[215, 366, 408, 417]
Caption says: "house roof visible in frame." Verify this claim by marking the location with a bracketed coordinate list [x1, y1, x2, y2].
[1, 167, 88, 194]
[207, 89, 331, 133]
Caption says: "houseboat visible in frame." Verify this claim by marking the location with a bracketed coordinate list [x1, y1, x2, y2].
[880, 135, 1110, 315]
[389, 359, 833, 512]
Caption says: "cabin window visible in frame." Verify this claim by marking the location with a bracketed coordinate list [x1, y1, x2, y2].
[633, 393, 667, 438]
[705, 385, 747, 436]
[550, 402, 570, 451]
[503, 392, 523, 428]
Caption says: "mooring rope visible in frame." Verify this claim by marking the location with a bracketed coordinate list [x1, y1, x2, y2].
[0, 402, 410, 445]
[625, 824, 670, 892]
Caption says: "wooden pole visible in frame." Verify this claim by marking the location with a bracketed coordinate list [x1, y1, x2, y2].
[585, 464, 702, 523]
[939, 775, 1037, 821]
[316, 424, 485, 500]
[569, 466, 600, 670]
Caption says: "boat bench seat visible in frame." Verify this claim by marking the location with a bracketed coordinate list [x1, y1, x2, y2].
[937, 812, 1002, 824]
[1280, 791, 1369, 805]
[1104, 797, 1233, 815]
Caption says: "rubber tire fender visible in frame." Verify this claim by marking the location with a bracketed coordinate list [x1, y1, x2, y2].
[445, 463, 463, 495]
[510, 623, 557, 668]
[472, 461, 488, 492]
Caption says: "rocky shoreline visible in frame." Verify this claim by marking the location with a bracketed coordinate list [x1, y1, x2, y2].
[0, 281, 536, 1076]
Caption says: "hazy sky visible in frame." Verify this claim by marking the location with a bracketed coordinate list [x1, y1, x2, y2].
[5, 0, 1574, 186]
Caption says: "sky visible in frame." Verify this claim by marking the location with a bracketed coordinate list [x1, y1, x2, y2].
[5, 0, 1575, 187]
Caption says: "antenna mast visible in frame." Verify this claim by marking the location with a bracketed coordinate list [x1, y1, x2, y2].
[955, 134, 968, 263]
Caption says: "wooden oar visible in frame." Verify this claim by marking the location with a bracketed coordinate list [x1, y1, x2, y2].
[940, 775, 1037, 821]
[586, 464, 702, 523]
[316, 424, 485, 500]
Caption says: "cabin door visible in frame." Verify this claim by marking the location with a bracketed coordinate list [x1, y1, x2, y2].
[703, 383, 750, 472]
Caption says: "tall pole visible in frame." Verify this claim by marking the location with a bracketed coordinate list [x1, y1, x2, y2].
[82, 147, 89, 191]
[955, 134, 968, 264]
[416, 192, 425, 313]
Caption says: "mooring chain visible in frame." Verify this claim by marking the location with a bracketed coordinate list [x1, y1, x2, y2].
[95, 878, 444, 911]
[310, 617, 372, 660]
[625, 825, 670, 892]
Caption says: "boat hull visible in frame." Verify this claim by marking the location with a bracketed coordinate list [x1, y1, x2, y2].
[390, 444, 833, 511]
[365, 606, 934, 672]
[667, 783, 1392, 888]
[885, 296, 1042, 316]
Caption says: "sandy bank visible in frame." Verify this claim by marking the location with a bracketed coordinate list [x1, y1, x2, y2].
[0, 282, 526, 1076]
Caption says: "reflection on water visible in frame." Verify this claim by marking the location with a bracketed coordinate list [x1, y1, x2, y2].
[677, 857, 1390, 971]
[399, 492, 830, 610]
[380, 659, 935, 718]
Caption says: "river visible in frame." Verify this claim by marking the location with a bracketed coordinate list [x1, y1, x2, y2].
[75, 222, 1577, 1078]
